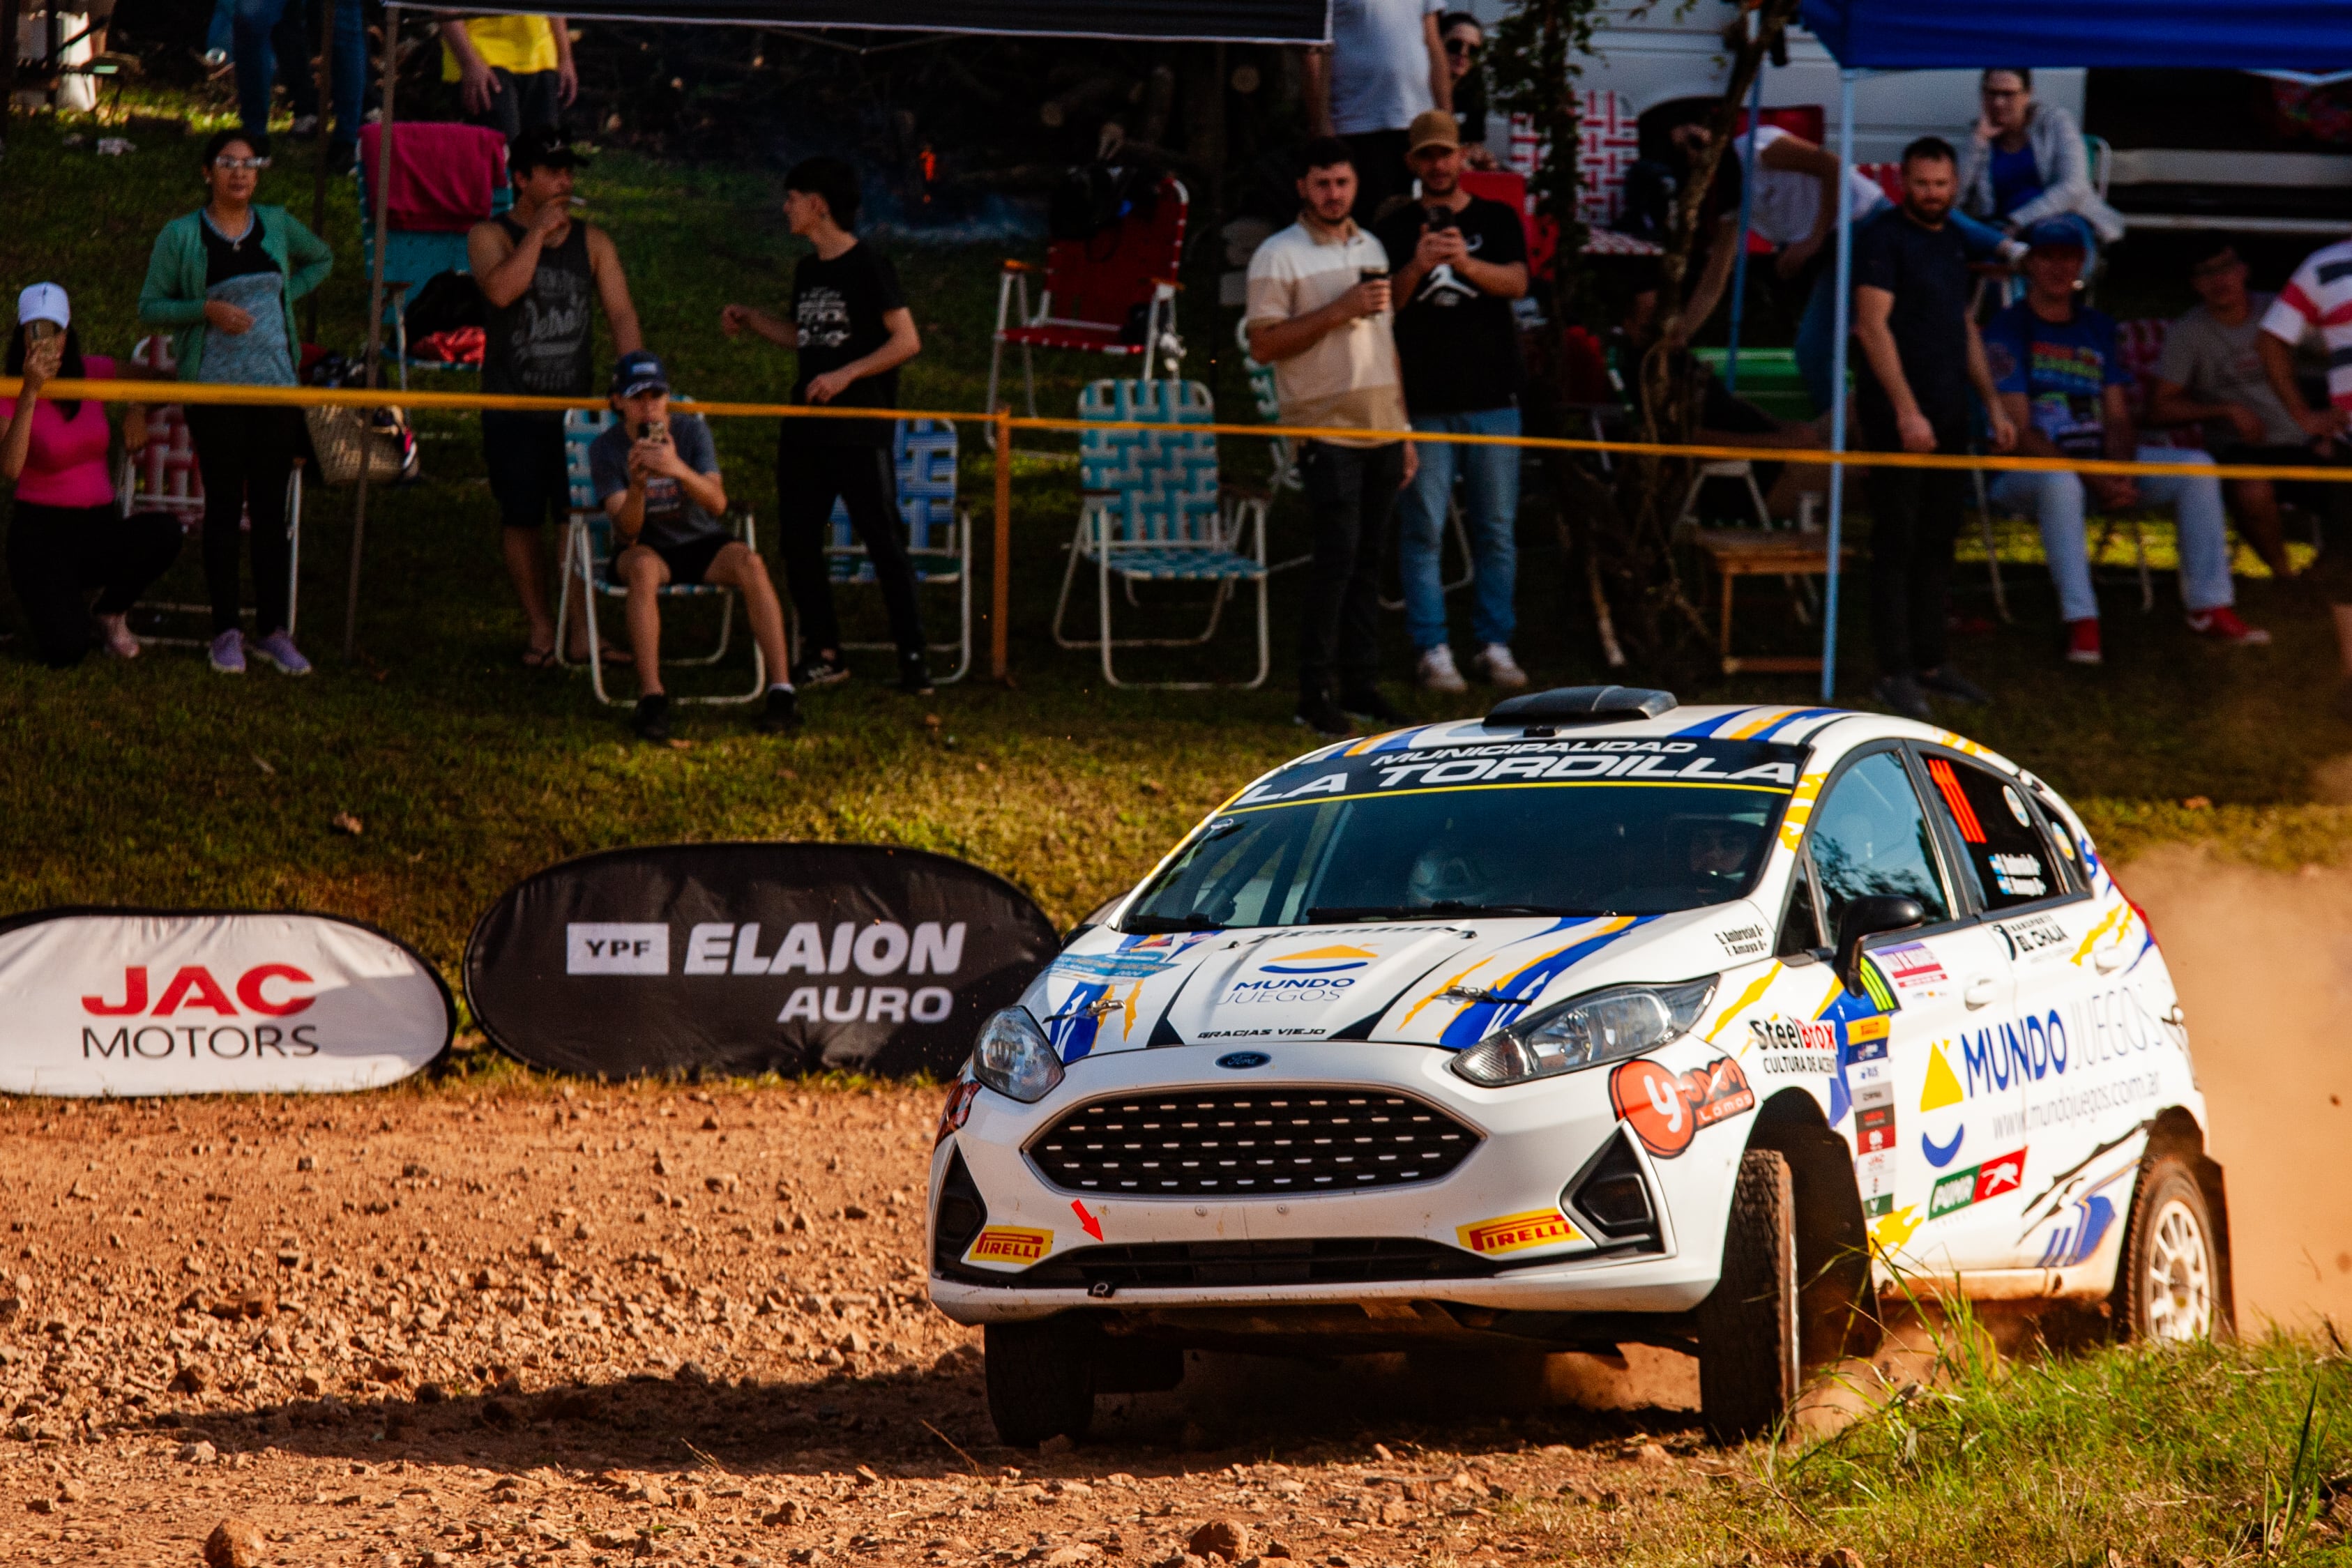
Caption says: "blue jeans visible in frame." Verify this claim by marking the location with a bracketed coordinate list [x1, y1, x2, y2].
[1795, 209, 2013, 416]
[1395, 406, 1522, 652]
[1988, 443, 2235, 622]
[234, 0, 366, 153]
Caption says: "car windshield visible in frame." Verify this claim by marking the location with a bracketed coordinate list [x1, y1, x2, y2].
[1123, 735, 1803, 931]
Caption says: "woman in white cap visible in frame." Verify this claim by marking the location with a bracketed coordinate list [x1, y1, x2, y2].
[3, 284, 181, 669]
[136, 128, 331, 676]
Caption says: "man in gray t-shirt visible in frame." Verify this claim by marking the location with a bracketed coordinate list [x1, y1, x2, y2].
[589, 351, 801, 743]
[2148, 241, 2333, 581]
[1307, 0, 1450, 224]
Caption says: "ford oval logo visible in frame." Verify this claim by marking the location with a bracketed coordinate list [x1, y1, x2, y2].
[1215, 1051, 1271, 1070]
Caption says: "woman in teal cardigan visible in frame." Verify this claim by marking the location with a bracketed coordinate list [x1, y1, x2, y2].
[138, 128, 333, 677]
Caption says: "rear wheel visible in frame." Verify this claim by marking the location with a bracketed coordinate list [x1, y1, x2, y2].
[983, 1318, 1095, 1447]
[1699, 1149, 1800, 1445]
[2116, 1155, 2222, 1344]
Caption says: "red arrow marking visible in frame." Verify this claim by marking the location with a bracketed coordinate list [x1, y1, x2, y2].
[1071, 1199, 1103, 1242]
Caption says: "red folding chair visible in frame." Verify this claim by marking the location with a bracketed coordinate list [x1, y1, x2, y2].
[986, 174, 1190, 428]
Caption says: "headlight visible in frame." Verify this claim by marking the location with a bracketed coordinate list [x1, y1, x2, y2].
[1451, 977, 1717, 1088]
[971, 1006, 1064, 1104]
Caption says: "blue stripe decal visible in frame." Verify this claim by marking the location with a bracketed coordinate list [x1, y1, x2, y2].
[1368, 725, 1430, 754]
[1751, 706, 1839, 742]
[1674, 709, 1746, 737]
[1436, 916, 1660, 1047]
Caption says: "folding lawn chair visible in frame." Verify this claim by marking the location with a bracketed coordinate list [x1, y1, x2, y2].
[357, 123, 510, 388]
[987, 173, 1190, 430]
[552, 408, 766, 706]
[1052, 379, 1269, 690]
[824, 419, 973, 685]
[116, 335, 305, 648]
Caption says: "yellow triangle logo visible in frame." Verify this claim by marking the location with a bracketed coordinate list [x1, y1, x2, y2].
[1920, 1044, 1964, 1112]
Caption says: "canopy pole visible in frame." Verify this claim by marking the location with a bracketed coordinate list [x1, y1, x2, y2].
[1724, 35, 1763, 394]
[306, 0, 337, 344]
[1820, 68, 1855, 703]
[991, 406, 1012, 680]
[346, 1, 400, 661]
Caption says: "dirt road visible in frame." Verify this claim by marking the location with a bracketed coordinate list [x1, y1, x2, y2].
[0, 1085, 1712, 1567]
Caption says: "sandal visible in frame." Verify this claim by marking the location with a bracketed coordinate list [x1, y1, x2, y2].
[521, 643, 558, 669]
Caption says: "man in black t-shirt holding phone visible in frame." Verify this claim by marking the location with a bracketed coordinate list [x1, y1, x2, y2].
[721, 155, 932, 697]
[1374, 109, 1531, 696]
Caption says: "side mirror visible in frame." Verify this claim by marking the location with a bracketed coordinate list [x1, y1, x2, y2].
[1834, 895, 1927, 996]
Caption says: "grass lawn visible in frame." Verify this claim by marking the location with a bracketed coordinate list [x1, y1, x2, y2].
[8, 96, 2352, 968]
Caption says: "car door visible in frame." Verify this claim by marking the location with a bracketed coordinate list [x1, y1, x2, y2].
[1914, 746, 2102, 1271]
[1801, 746, 2020, 1272]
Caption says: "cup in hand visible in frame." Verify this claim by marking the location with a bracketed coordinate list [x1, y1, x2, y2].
[1356, 264, 1391, 318]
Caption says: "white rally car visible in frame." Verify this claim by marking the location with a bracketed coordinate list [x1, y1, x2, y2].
[927, 687, 2232, 1445]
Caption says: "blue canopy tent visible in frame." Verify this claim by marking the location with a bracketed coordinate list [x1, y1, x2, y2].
[1790, 0, 2352, 699]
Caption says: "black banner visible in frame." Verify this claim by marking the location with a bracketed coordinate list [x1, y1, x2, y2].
[463, 843, 1061, 1079]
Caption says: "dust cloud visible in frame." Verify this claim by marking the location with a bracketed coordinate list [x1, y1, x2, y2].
[2120, 845, 2352, 1330]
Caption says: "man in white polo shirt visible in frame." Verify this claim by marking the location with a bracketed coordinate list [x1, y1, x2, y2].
[1247, 137, 1416, 738]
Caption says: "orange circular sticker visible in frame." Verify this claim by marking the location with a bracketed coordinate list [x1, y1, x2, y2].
[1610, 1058, 1694, 1158]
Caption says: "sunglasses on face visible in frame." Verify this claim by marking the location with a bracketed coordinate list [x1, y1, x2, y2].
[1444, 37, 1480, 56]
[213, 155, 270, 170]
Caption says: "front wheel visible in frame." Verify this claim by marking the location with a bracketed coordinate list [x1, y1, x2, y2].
[2116, 1154, 2224, 1344]
[984, 1318, 1095, 1447]
[1698, 1148, 1800, 1445]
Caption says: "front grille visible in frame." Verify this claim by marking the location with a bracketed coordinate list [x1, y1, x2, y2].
[1026, 1088, 1482, 1195]
[1008, 1238, 1499, 1290]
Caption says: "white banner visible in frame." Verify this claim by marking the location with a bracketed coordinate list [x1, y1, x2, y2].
[0, 910, 454, 1096]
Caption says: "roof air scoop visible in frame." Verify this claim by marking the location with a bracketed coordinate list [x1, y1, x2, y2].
[1482, 685, 1678, 733]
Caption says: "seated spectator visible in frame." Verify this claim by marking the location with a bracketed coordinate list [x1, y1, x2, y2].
[1982, 222, 2267, 666]
[1959, 70, 2123, 273]
[2146, 239, 2314, 581]
[437, 11, 576, 145]
[2, 285, 179, 669]
[588, 352, 798, 742]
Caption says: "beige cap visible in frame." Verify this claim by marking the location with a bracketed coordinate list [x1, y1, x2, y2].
[1407, 109, 1462, 157]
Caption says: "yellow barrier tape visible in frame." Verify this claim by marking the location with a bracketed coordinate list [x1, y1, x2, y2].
[10, 374, 2352, 485]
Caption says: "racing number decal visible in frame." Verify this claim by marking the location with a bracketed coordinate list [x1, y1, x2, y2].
[1609, 1056, 1757, 1159]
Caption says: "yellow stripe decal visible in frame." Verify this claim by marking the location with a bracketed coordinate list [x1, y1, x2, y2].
[1706, 964, 1781, 1046]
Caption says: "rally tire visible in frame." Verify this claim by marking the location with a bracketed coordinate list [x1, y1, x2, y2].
[984, 1319, 1095, 1447]
[1699, 1149, 1801, 1445]
[2114, 1154, 2223, 1345]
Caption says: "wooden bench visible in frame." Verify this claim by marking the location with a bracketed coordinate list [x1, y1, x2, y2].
[1692, 528, 1853, 675]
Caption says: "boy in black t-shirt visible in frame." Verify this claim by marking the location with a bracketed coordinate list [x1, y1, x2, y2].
[1374, 109, 1531, 694]
[721, 156, 932, 696]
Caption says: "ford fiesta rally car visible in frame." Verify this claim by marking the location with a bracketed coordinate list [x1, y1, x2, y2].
[927, 687, 2233, 1445]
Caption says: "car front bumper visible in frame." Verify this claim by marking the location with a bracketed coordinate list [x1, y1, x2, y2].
[927, 1040, 1746, 1327]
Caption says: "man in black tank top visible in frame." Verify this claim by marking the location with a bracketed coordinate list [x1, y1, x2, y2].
[468, 128, 644, 668]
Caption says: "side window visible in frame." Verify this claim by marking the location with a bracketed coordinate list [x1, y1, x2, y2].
[1919, 754, 2065, 913]
[1778, 858, 1824, 957]
[2031, 798, 2088, 897]
[1807, 751, 1952, 934]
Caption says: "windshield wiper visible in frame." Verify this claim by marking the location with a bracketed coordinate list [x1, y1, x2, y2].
[1305, 901, 1599, 922]
[1120, 912, 1227, 934]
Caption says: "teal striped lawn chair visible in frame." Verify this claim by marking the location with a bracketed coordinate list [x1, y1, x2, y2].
[824, 418, 972, 685]
[552, 407, 766, 706]
[1052, 378, 1269, 689]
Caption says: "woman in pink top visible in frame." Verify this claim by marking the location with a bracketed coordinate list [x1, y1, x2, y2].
[3, 283, 180, 667]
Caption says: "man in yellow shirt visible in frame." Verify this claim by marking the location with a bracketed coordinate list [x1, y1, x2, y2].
[438, 13, 577, 144]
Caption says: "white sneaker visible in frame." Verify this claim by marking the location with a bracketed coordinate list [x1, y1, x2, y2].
[1416, 645, 1468, 694]
[1473, 644, 1530, 689]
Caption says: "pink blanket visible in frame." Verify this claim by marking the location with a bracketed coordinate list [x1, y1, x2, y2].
[358, 123, 509, 234]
